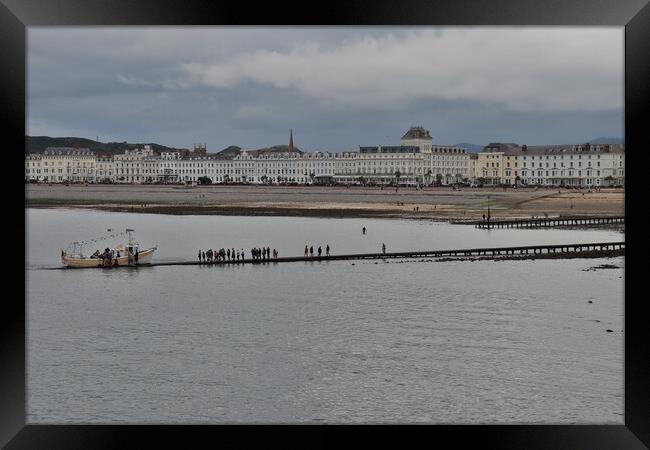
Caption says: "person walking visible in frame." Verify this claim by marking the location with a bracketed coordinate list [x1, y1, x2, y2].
[198, 249, 202, 262]
[362, 226, 366, 234]
[382, 243, 386, 254]
[304, 245, 309, 257]
[326, 244, 330, 257]
[318, 246, 322, 257]
[227, 248, 231, 260]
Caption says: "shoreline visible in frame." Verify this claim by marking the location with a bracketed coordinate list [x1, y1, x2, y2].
[26, 202, 627, 229]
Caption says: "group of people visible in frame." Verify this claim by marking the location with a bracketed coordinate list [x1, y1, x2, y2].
[198, 246, 278, 263]
[91, 247, 140, 265]
[196, 231, 390, 263]
[304, 244, 330, 257]
[92, 247, 121, 261]
[251, 246, 277, 260]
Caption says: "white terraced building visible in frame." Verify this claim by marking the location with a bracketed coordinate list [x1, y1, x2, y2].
[473, 142, 625, 187]
[25, 147, 97, 183]
[113, 145, 159, 184]
[155, 127, 468, 186]
[23, 129, 468, 186]
[158, 150, 339, 185]
[95, 154, 115, 182]
[26, 129, 622, 188]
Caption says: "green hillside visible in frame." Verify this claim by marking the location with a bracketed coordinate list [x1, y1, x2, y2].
[26, 136, 185, 155]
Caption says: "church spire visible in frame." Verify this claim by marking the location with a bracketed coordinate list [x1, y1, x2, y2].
[288, 129, 294, 152]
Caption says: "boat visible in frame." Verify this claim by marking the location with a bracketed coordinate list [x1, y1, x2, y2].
[61, 228, 157, 268]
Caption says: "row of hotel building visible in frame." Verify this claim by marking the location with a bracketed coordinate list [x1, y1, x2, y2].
[24, 127, 625, 187]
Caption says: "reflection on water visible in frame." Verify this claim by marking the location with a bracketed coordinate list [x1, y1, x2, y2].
[26, 208, 624, 423]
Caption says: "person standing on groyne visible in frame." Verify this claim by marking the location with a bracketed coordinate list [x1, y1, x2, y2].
[304, 245, 308, 257]
[318, 246, 322, 257]
[382, 243, 386, 254]
[310, 246, 314, 257]
[326, 244, 330, 257]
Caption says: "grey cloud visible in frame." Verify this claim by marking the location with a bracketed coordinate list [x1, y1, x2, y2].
[181, 28, 623, 113]
[27, 27, 623, 150]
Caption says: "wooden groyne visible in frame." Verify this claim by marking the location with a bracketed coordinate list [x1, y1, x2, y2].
[472, 216, 624, 229]
[138, 241, 623, 268]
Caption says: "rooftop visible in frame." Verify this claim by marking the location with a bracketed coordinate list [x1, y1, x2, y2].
[401, 126, 432, 141]
[360, 145, 420, 154]
[480, 143, 625, 156]
[42, 147, 94, 156]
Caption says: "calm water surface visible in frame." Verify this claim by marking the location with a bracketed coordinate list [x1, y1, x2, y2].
[26, 208, 624, 423]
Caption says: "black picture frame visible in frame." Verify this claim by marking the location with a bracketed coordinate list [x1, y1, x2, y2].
[4, 0, 648, 448]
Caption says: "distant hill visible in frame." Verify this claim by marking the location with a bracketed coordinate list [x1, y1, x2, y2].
[26, 136, 184, 155]
[588, 137, 624, 145]
[218, 145, 242, 156]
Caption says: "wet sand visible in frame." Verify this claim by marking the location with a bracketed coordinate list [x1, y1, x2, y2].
[25, 184, 625, 221]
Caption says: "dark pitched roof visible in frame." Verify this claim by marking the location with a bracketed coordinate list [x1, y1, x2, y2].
[480, 143, 625, 156]
[401, 126, 432, 140]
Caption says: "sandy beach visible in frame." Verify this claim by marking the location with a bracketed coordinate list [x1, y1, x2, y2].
[25, 184, 625, 221]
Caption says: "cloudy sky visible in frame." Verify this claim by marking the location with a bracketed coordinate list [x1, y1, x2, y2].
[28, 27, 623, 151]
